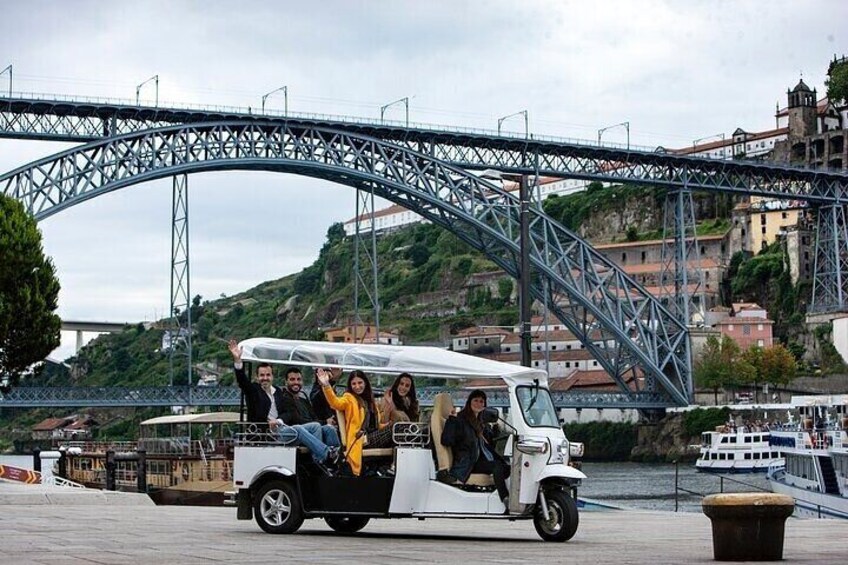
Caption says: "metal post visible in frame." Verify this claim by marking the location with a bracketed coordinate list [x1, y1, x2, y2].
[32, 447, 41, 473]
[598, 121, 630, 149]
[0, 64, 11, 97]
[105, 450, 116, 491]
[498, 110, 528, 138]
[136, 449, 147, 493]
[674, 460, 679, 512]
[380, 97, 409, 127]
[261, 86, 287, 115]
[135, 75, 159, 106]
[352, 182, 381, 343]
[519, 175, 532, 367]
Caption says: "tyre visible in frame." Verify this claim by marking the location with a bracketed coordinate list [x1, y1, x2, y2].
[253, 480, 304, 534]
[533, 488, 579, 542]
[325, 515, 371, 534]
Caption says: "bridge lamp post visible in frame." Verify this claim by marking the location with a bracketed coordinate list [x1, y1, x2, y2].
[497, 110, 529, 139]
[135, 75, 159, 107]
[261, 86, 288, 115]
[597, 121, 630, 149]
[693, 133, 726, 159]
[1, 64, 12, 97]
[380, 97, 410, 127]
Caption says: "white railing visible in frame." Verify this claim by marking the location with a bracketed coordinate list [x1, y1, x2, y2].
[41, 475, 86, 488]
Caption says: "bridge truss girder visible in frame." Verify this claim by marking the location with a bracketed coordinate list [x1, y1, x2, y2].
[1, 121, 692, 406]
[1, 96, 846, 203]
[0, 386, 672, 410]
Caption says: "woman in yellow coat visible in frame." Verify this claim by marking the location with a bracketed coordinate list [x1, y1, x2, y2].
[317, 368, 384, 476]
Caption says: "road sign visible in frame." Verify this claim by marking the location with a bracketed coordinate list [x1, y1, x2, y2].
[0, 464, 41, 484]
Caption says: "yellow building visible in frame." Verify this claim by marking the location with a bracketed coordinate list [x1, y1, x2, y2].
[735, 196, 801, 253]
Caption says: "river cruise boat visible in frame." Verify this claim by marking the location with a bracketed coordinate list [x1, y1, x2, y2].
[766, 395, 848, 519]
[696, 424, 783, 473]
[58, 411, 239, 505]
[230, 338, 586, 542]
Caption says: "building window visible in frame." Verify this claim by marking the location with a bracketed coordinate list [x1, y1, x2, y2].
[728, 324, 734, 331]
[743, 325, 751, 336]
[757, 324, 763, 331]
[621, 252, 627, 263]
[760, 214, 766, 225]
[761, 227, 767, 235]
[757, 339, 765, 347]
[641, 251, 646, 263]
[782, 212, 787, 219]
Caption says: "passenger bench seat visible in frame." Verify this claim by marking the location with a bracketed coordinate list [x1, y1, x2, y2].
[336, 409, 394, 457]
[430, 393, 494, 487]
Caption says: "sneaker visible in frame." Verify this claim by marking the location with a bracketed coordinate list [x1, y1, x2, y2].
[501, 496, 510, 514]
[327, 446, 342, 466]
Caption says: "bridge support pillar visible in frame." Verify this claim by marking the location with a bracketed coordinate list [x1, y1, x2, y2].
[810, 203, 848, 314]
[352, 182, 381, 344]
[659, 181, 705, 326]
[168, 174, 192, 387]
[75, 331, 83, 353]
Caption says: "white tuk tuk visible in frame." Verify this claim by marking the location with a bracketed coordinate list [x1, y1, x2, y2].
[230, 338, 586, 542]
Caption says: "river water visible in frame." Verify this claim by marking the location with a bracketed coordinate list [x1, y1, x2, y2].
[578, 461, 771, 513]
[1, 454, 768, 513]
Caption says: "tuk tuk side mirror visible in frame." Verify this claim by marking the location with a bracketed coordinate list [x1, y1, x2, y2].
[481, 407, 499, 424]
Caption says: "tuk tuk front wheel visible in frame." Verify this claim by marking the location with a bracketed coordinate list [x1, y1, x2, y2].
[533, 488, 579, 542]
[325, 515, 371, 533]
[254, 480, 304, 534]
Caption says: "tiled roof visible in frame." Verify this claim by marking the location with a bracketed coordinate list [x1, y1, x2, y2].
[32, 417, 72, 431]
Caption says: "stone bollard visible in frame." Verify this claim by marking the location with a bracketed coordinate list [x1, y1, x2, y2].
[702, 492, 794, 561]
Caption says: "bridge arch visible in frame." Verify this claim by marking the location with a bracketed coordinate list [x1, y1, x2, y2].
[1, 121, 691, 405]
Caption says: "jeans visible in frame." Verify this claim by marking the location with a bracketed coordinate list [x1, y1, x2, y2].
[276, 421, 340, 464]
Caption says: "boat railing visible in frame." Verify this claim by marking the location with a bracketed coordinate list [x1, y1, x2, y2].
[136, 436, 236, 457]
[62, 440, 138, 453]
[673, 460, 770, 512]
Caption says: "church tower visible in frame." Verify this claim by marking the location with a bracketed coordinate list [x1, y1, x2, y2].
[787, 78, 817, 139]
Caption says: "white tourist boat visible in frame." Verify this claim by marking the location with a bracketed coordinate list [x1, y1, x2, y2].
[766, 395, 848, 519]
[696, 424, 783, 473]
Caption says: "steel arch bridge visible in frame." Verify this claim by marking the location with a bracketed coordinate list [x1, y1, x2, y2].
[2, 120, 692, 407]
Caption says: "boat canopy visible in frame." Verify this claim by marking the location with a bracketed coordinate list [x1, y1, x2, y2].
[141, 412, 241, 426]
[238, 338, 547, 386]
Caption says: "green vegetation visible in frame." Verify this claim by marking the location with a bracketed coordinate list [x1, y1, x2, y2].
[0, 195, 61, 392]
[562, 421, 637, 461]
[826, 58, 848, 104]
[682, 407, 731, 437]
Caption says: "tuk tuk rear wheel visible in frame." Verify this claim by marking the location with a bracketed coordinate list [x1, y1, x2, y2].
[325, 515, 371, 533]
[254, 480, 304, 534]
[533, 488, 579, 542]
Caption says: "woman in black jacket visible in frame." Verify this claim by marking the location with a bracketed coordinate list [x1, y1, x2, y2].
[440, 389, 510, 506]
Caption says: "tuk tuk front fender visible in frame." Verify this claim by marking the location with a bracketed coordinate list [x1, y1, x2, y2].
[538, 463, 587, 483]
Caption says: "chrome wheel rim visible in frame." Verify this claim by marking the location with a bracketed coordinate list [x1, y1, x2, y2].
[260, 489, 291, 526]
[539, 499, 564, 535]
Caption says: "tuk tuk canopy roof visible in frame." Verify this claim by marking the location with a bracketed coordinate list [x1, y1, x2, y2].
[140, 412, 241, 426]
[238, 338, 547, 386]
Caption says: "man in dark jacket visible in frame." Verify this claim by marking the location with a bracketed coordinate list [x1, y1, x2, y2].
[229, 340, 339, 468]
[280, 367, 339, 448]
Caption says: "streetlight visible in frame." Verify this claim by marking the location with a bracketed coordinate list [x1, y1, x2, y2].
[598, 121, 630, 149]
[1, 64, 12, 97]
[136, 75, 159, 106]
[380, 96, 409, 127]
[261, 86, 288, 115]
[693, 133, 726, 159]
[497, 110, 528, 138]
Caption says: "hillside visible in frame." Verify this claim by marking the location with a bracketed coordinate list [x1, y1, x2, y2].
[0, 182, 824, 448]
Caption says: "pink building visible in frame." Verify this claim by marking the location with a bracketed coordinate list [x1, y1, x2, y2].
[715, 315, 774, 349]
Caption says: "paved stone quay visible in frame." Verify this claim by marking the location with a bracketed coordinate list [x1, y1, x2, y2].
[0, 490, 845, 564]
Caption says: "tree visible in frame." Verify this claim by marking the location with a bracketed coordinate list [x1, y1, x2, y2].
[694, 334, 754, 404]
[742, 346, 765, 402]
[826, 59, 848, 104]
[0, 195, 61, 391]
[760, 344, 796, 398]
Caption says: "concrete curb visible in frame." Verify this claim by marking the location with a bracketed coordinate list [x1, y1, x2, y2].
[0, 480, 154, 506]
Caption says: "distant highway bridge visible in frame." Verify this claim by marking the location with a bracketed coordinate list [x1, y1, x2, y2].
[60, 320, 133, 352]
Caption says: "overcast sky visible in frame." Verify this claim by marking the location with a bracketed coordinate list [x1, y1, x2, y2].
[0, 0, 845, 360]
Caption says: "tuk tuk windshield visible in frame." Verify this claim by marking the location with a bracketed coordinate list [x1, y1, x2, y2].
[516, 385, 560, 428]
